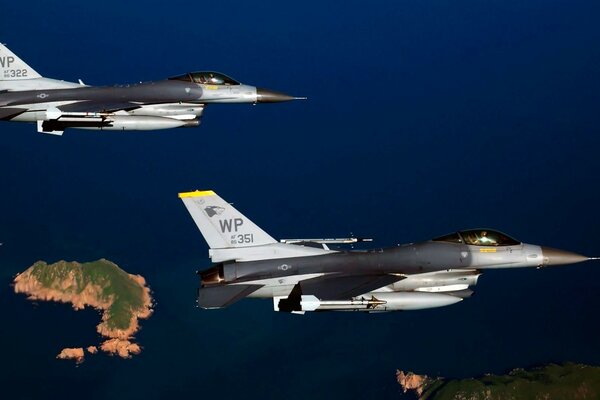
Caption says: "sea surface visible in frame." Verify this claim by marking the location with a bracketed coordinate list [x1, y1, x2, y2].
[1, 1, 599, 399]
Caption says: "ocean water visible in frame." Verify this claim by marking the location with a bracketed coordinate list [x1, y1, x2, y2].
[1, 1, 600, 398]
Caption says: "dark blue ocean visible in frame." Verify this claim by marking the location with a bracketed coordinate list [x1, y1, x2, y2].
[1, 1, 599, 398]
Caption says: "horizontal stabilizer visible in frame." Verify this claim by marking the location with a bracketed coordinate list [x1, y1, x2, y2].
[198, 284, 263, 309]
[0, 107, 26, 120]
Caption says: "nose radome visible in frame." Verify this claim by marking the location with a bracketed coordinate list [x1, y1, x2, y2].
[541, 246, 590, 266]
[256, 88, 306, 103]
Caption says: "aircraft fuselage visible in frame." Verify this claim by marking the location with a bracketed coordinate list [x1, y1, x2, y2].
[202, 240, 546, 292]
[0, 43, 303, 134]
[177, 190, 595, 313]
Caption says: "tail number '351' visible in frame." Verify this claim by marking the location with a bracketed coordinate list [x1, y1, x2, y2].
[231, 234, 254, 245]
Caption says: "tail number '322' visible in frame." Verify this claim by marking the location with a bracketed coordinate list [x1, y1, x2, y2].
[3, 69, 28, 78]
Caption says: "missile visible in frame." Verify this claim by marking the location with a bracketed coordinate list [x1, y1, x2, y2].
[274, 292, 463, 313]
[354, 292, 462, 311]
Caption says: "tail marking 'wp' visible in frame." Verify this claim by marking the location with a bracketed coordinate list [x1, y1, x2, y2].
[219, 218, 244, 233]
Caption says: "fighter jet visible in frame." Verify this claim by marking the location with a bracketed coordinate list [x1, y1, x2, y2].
[179, 190, 598, 313]
[0, 44, 303, 135]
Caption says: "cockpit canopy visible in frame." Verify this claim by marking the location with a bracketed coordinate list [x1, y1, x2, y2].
[433, 229, 521, 246]
[168, 71, 241, 85]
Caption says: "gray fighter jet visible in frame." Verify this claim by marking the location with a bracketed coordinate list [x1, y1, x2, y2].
[179, 190, 598, 313]
[0, 44, 303, 135]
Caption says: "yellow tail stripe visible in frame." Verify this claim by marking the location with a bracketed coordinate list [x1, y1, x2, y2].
[178, 190, 216, 198]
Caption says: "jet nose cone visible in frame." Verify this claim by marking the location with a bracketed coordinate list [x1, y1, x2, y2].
[541, 246, 590, 266]
[256, 88, 306, 103]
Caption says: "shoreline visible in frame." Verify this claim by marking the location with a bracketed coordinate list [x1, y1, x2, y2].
[13, 259, 153, 362]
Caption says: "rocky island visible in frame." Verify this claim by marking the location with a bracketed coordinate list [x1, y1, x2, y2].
[14, 259, 153, 363]
[397, 363, 600, 400]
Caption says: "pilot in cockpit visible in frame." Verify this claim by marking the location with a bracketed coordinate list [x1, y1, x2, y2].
[207, 73, 223, 85]
[478, 231, 495, 245]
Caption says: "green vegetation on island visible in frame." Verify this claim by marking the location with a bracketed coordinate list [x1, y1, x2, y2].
[14, 259, 153, 361]
[398, 363, 600, 400]
[26, 259, 146, 330]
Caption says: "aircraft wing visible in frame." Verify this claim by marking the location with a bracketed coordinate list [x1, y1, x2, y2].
[0, 107, 27, 120]
[298, 274, 404, 300]
[58, 101, 142, 113]
[38, 102, 177, 134]
[36, 101, 143, 134]
[197, 284, 263, 309]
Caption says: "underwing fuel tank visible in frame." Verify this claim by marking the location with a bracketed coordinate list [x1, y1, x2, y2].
[392, 269, 481, 292]
[273, 292, 462, 313]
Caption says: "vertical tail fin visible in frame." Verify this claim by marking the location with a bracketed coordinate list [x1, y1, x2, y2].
[0, 43, 42, 81]
[179, 190, 277, 249]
